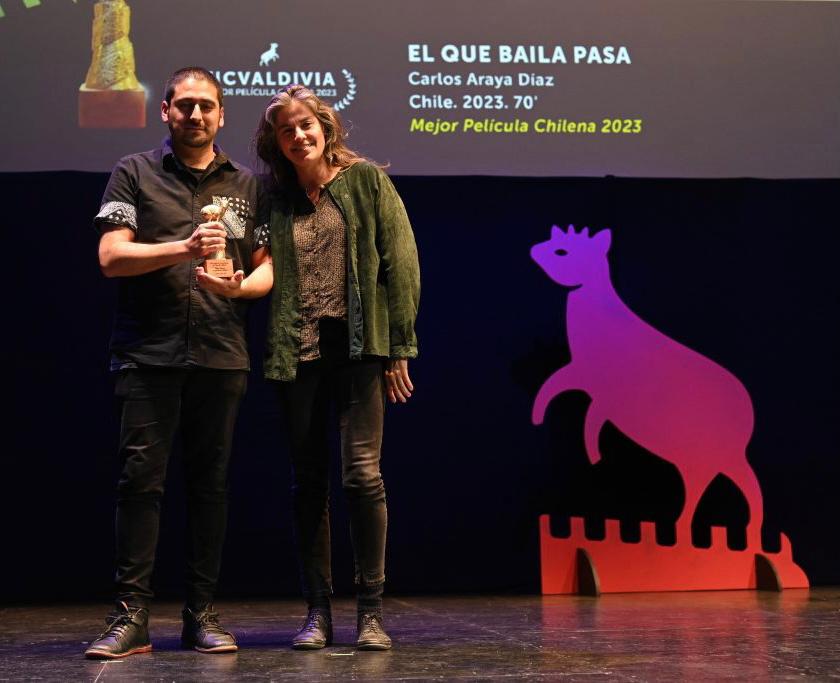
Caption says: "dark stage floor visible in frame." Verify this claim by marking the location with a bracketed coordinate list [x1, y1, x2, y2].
[1, 590, 839, 681]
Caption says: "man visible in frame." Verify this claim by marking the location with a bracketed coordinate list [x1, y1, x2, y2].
[84, 67, 271, 659]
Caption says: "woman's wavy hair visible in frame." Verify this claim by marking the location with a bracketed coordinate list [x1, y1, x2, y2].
[253, 85, 376, 188]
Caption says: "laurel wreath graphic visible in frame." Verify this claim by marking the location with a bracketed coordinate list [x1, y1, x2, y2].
[333, 69, 356, 111]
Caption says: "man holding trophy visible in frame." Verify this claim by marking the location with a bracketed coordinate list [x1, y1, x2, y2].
[85, 67, 271, 659]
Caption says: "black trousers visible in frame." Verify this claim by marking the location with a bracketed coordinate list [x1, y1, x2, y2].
[276, 322, 387, 607]
[113, 367, 247, 609]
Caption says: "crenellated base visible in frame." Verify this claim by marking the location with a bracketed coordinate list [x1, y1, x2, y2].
[540, 515, 809, 595]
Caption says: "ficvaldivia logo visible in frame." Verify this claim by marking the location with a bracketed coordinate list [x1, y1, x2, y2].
[213, 42, 357, 111]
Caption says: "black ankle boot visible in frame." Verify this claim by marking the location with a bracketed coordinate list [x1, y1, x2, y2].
[181, 605, 238, 653]
[84, 601, 151, 659]
[292, 608, 333, 650]
[356, 612, 392, 650]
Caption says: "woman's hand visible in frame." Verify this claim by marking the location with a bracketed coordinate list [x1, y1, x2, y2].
[195, 266, 245, 298]
[385, 359, 413, 404]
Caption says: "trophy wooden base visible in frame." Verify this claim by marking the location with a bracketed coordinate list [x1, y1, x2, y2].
[78, 86, 146, 129]
[205, 258, 234, 278]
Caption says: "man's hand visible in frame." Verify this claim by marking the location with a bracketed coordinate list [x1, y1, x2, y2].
[195, 266, 245, 297]
[385, 359, 413, 404]
[185, 221, 227, 258]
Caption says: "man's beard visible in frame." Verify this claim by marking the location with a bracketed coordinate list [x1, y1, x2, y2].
[170, 122, 212, 148]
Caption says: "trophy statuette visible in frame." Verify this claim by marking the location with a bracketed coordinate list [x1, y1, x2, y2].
[201, 201, 234, 278]
[79, 0, 146, 128]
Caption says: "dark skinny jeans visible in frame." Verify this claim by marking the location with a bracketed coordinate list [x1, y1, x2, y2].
[276, 321, 387, 611]
[113, 367, 247, 610]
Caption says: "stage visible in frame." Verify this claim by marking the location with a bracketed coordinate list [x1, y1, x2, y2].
[1, 590, 838, 680]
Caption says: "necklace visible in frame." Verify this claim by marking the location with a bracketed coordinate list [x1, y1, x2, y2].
[304, 182, 325, 196]
[302, 168, 339, 203]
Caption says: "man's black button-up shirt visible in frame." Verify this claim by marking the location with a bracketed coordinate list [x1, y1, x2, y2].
[94, 139, 269, 371]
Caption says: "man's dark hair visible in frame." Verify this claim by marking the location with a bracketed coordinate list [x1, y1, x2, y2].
[163, 67, 224, 107]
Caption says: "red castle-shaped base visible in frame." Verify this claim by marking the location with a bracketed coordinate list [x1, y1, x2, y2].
[540, 515, 809, 595]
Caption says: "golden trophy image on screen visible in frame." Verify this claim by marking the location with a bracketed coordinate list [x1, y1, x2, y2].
[201, 200, 234, 278]
[78, 0, 145, 128]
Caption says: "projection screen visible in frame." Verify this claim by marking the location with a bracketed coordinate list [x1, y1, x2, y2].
[0, 0, 838, 177]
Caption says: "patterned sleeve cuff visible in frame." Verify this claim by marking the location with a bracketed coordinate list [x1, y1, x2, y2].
[94, 201, 137, 231]
[254, 223, 271, 250]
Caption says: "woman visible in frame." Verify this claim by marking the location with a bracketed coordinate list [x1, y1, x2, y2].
[197, 85, 419, 651]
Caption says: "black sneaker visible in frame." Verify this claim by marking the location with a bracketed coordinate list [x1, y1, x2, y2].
[356, 612, 392, 650]
[84, 602, 151, 659]
[292, 608, 333, 650]
[181, 605, 238, 654]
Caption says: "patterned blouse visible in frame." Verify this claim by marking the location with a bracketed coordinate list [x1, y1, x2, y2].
[293, 191, 348, 360]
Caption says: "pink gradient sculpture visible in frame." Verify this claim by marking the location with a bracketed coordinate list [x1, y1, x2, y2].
[531, 225, 808, 593]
